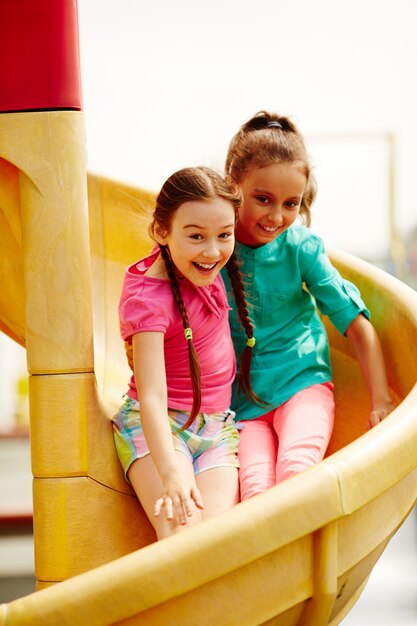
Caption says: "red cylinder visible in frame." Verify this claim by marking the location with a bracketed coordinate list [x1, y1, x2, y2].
[0, 0, 82, 112]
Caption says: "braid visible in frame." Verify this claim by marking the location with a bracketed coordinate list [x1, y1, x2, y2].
[225, 252, 268, 406]
[159, 245, 202, 429]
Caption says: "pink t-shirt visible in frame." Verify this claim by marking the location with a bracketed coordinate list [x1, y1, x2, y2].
[119, 249, 236, 413]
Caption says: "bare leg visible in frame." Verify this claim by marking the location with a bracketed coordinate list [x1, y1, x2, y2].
[127, 451, 203, 540]
[196, 466, 239, 520]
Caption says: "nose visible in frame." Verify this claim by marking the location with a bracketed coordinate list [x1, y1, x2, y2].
[202, 238, 220, 259]
[267, 205, 284, 225]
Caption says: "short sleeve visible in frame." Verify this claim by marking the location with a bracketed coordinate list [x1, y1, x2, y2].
[299, 233, 370, 335]
[119, 279, 170, 341]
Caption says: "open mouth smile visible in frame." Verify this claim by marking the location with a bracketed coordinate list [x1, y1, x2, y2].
[193, 261, 218, 272]
[258, 223, 282, 233]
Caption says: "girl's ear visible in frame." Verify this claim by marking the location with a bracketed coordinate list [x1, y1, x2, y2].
[153, 223, 168, 245]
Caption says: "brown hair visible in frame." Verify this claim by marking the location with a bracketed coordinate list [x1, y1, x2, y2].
[151, 166, 262, 429]
[225, 110, 316, 226]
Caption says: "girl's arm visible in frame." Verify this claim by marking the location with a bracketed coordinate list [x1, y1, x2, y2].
[132, 332, 204, 524]
[345, 314, 395, 428]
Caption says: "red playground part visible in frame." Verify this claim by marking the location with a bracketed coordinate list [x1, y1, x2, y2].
[0, 0, 82, 112]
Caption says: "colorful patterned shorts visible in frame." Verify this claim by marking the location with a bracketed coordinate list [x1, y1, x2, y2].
[113, 396, 240, 480]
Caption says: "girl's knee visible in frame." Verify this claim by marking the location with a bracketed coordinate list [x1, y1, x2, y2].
[276, 448, 325, 483]
[155, 510, 203, 539]
[239, 463, 276, 500]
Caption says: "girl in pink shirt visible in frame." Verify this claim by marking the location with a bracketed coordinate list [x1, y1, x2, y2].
[113, 166, 260, 539]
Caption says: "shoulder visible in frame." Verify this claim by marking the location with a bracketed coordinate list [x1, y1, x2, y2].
[125, 247, 164, 277]
[119, 275, 173, 339]
[284, 226, 325, 263]
[287, 227, 333, 281]
[123, 247, 168, 289]
[287, 225, 324, 249]
[120, 257, 172, 320]
[122, 271, 171, 305]
[286, 226, 325, 257]
[143, 253, 168, 279]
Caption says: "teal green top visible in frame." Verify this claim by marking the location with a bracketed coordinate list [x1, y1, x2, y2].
[221, 226, 370, 421]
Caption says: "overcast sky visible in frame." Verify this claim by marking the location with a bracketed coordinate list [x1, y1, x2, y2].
[77, 0, 417, 259]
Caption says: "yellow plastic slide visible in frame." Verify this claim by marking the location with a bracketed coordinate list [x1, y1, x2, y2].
[0, 110, 416, 625]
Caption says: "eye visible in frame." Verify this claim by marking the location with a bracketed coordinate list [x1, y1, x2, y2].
[255, 195, 270, 204]
[219, 231, 234, 240]
[190, 233, 204, 240]
[286, 200, 301, 210]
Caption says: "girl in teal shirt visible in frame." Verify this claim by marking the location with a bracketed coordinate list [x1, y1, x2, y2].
[222, 111, 394, 500]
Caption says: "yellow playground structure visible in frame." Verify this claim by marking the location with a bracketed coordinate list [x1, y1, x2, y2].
[1, 1, 417, 623]
[0, 108, 417, 625]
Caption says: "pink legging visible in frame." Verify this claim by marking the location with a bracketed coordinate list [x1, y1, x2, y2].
[238, 382, 335, 500]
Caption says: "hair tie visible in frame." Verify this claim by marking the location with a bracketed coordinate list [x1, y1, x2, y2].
[184, 327, 193, 341]
[266, 121, 282, 129]
[246, 337, 256, 348]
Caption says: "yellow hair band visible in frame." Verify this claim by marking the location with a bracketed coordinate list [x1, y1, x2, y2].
[246, 337, 256, 348]
[184, 327, 193, 341]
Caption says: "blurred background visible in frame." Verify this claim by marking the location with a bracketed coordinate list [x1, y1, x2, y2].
[1, 0, 416, 621]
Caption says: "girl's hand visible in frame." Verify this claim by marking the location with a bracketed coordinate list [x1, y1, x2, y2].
[154, 474, 204, 525]
[368, 402, 395, 429]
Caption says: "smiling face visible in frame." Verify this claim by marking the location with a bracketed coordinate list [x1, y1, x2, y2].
[155, 198, 236, 286]
[235, 162, 307, 247]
